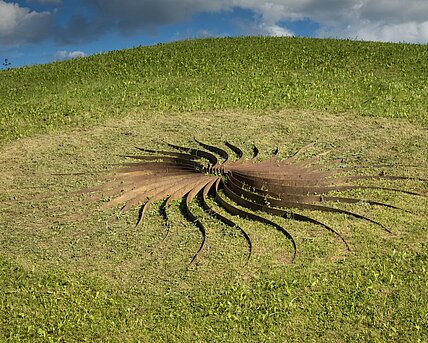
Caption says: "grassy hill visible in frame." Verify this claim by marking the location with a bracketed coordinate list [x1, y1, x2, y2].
[1, 37, 427, 342]
[1, 36, 427, 144]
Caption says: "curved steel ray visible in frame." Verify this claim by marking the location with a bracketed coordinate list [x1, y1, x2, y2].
[78, 140, 427, 265]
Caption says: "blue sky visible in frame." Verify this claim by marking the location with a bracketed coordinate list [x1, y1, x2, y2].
[1, 0, 427, 68]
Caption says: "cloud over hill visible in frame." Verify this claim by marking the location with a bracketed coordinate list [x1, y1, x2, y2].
[1, 0, 427, 47]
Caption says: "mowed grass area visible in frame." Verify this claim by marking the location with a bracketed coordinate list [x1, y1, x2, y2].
[1, 37, 428, 342]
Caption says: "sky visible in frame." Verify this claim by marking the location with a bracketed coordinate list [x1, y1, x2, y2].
[1, 0, 428, 68]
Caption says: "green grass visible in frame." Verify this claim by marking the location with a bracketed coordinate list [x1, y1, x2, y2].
[2, 248, 427, 342]
[0, 36, 427, 144]
[0, 37, 427, 342]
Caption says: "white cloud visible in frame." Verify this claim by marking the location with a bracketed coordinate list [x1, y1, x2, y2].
[0, 0, 53, 45]
[2, 0, 428, 47]
[197, 29, 217, 38]
[228, 0, 428, 43]
[351, 21, 428, 43]
[230, 1, 295, 37]
[196, 29, 229, 38]
[359, 0, 428, 24]
[256, 23, 294, 37]
[101, 0, 426, 43]
[55, 50, 87, 60]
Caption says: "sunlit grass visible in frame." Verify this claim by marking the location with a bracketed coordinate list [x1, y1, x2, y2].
[1, 37, 427, 144]
[0, 37, 427, 342]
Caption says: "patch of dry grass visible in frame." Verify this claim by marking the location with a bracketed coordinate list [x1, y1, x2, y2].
[1, 109, 427, 341]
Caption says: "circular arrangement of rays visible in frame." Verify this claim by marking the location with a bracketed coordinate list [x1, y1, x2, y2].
[78, 140, 427, 265]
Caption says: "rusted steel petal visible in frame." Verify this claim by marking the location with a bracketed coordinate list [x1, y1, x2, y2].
[225, 141, 244, 160]
[121, 159, 203, 170]
[195, 139, 229, 162]
[229, 171, 426, 197]
[135, 147, 200, 160]
[165, 182, 201, 207]
[225, 177, 390, 234]
[222, 180, 351, 249]
[187, 177, 218, 203]
[78, 140, 426, 265]
[230, 170, 329, 188]
[227, 173, 407, 212]
[107, 174, 203, 209]
[215, 179, 297, 262]
[130, 179, 197, 219]
[200, 177, 252, 265]
[164, 178, 213, 207]
[165, 142, 218, 165]
[124, 158, 206, 173]
[184, 187, 207, 265]
[230, 168, 336, 182]
[123, 176, 209, 212]
[125, 155, 203, 165]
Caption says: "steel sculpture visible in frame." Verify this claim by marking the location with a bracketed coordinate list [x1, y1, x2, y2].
[78, 140, 427, 264]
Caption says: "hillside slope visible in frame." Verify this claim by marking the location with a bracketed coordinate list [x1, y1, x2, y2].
[1, 36, 427, 143]
[1, 37, 428, 342]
